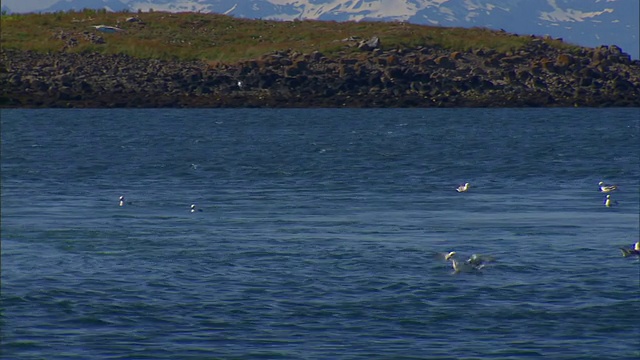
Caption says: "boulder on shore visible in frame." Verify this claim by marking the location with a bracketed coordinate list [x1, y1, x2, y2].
[1, 41, 639, 108]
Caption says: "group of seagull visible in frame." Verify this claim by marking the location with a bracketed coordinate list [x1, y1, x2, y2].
[119, 195, 202, 213]
[457, 181, 620, 207]
[598, 181, 620, 207]
[445, 180, 638, 273]
[605, 174, 639, 258]
[118, 178, 638, 275]
[443, 251, 495, 274]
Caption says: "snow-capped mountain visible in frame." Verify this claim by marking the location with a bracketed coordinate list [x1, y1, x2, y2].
[4, 0, 638, 59]
[44, 0, 130, 12]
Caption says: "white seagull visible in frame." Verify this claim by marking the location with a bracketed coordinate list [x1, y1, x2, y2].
[604, 194, 618, 207]
[466, 253, 495, 267]
[91, 25, 124, 33]
[190, 204, 203, 213]
[456, 183, 470, 193]
[598, 181, 618, 193]
[620, 242, 640, 257]
[119, 195, 125, 207]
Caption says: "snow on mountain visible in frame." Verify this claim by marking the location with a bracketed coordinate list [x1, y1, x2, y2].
[264, 0, 425, 21]
[6, 0, 638, 59]
[127, 0, 214, 13]
[44, 0, 130, 12]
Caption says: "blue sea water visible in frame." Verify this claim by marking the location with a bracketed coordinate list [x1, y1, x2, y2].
[1, 108, 639, 359]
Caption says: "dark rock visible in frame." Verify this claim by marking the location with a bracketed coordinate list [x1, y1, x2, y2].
[358, 36, 380, 51]
[501, 55, 525, 64]
[1, 44, 639, 108]
[434, 56, 454, 69]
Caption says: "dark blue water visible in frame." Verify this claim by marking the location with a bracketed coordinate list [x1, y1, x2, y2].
[2, 108, 639, 359]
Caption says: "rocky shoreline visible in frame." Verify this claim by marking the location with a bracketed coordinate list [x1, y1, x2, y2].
[2, 36, 639, 108]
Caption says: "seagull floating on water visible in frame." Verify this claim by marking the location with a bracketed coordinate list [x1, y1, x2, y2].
[90, 25, 124, 33]
[620, 242, 640, 257]
[456, 183, 470, 193]
[604, 194, 618, 207]
[598, 181, 618, 193]
[466, 253, 494, 267]
[190, 204, 203, 213]
[119, 195, 125, 207]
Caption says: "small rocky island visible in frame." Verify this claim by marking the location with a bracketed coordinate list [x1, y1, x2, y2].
[1, 13, 639, 108]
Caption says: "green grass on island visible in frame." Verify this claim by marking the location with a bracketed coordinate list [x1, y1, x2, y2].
[1, 9, 579, 64]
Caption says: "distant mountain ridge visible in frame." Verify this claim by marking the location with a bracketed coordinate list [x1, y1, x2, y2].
[5, 0, 638, 59]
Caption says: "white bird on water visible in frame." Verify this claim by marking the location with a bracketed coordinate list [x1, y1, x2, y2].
[190, 204, 203, 213]
[91, 25, 124, 33]
[604, 194, 618, 207]
[598, 181, 618, 193]
[119, 195, 125, 207]
[456, 183, 470, 193]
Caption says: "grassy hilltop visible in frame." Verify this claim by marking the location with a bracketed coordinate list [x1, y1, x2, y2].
[4, 9, 638, 108]
[1, 9, 577, 63]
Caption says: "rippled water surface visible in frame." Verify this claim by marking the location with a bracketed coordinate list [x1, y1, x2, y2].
[2, 108, 639, 359]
